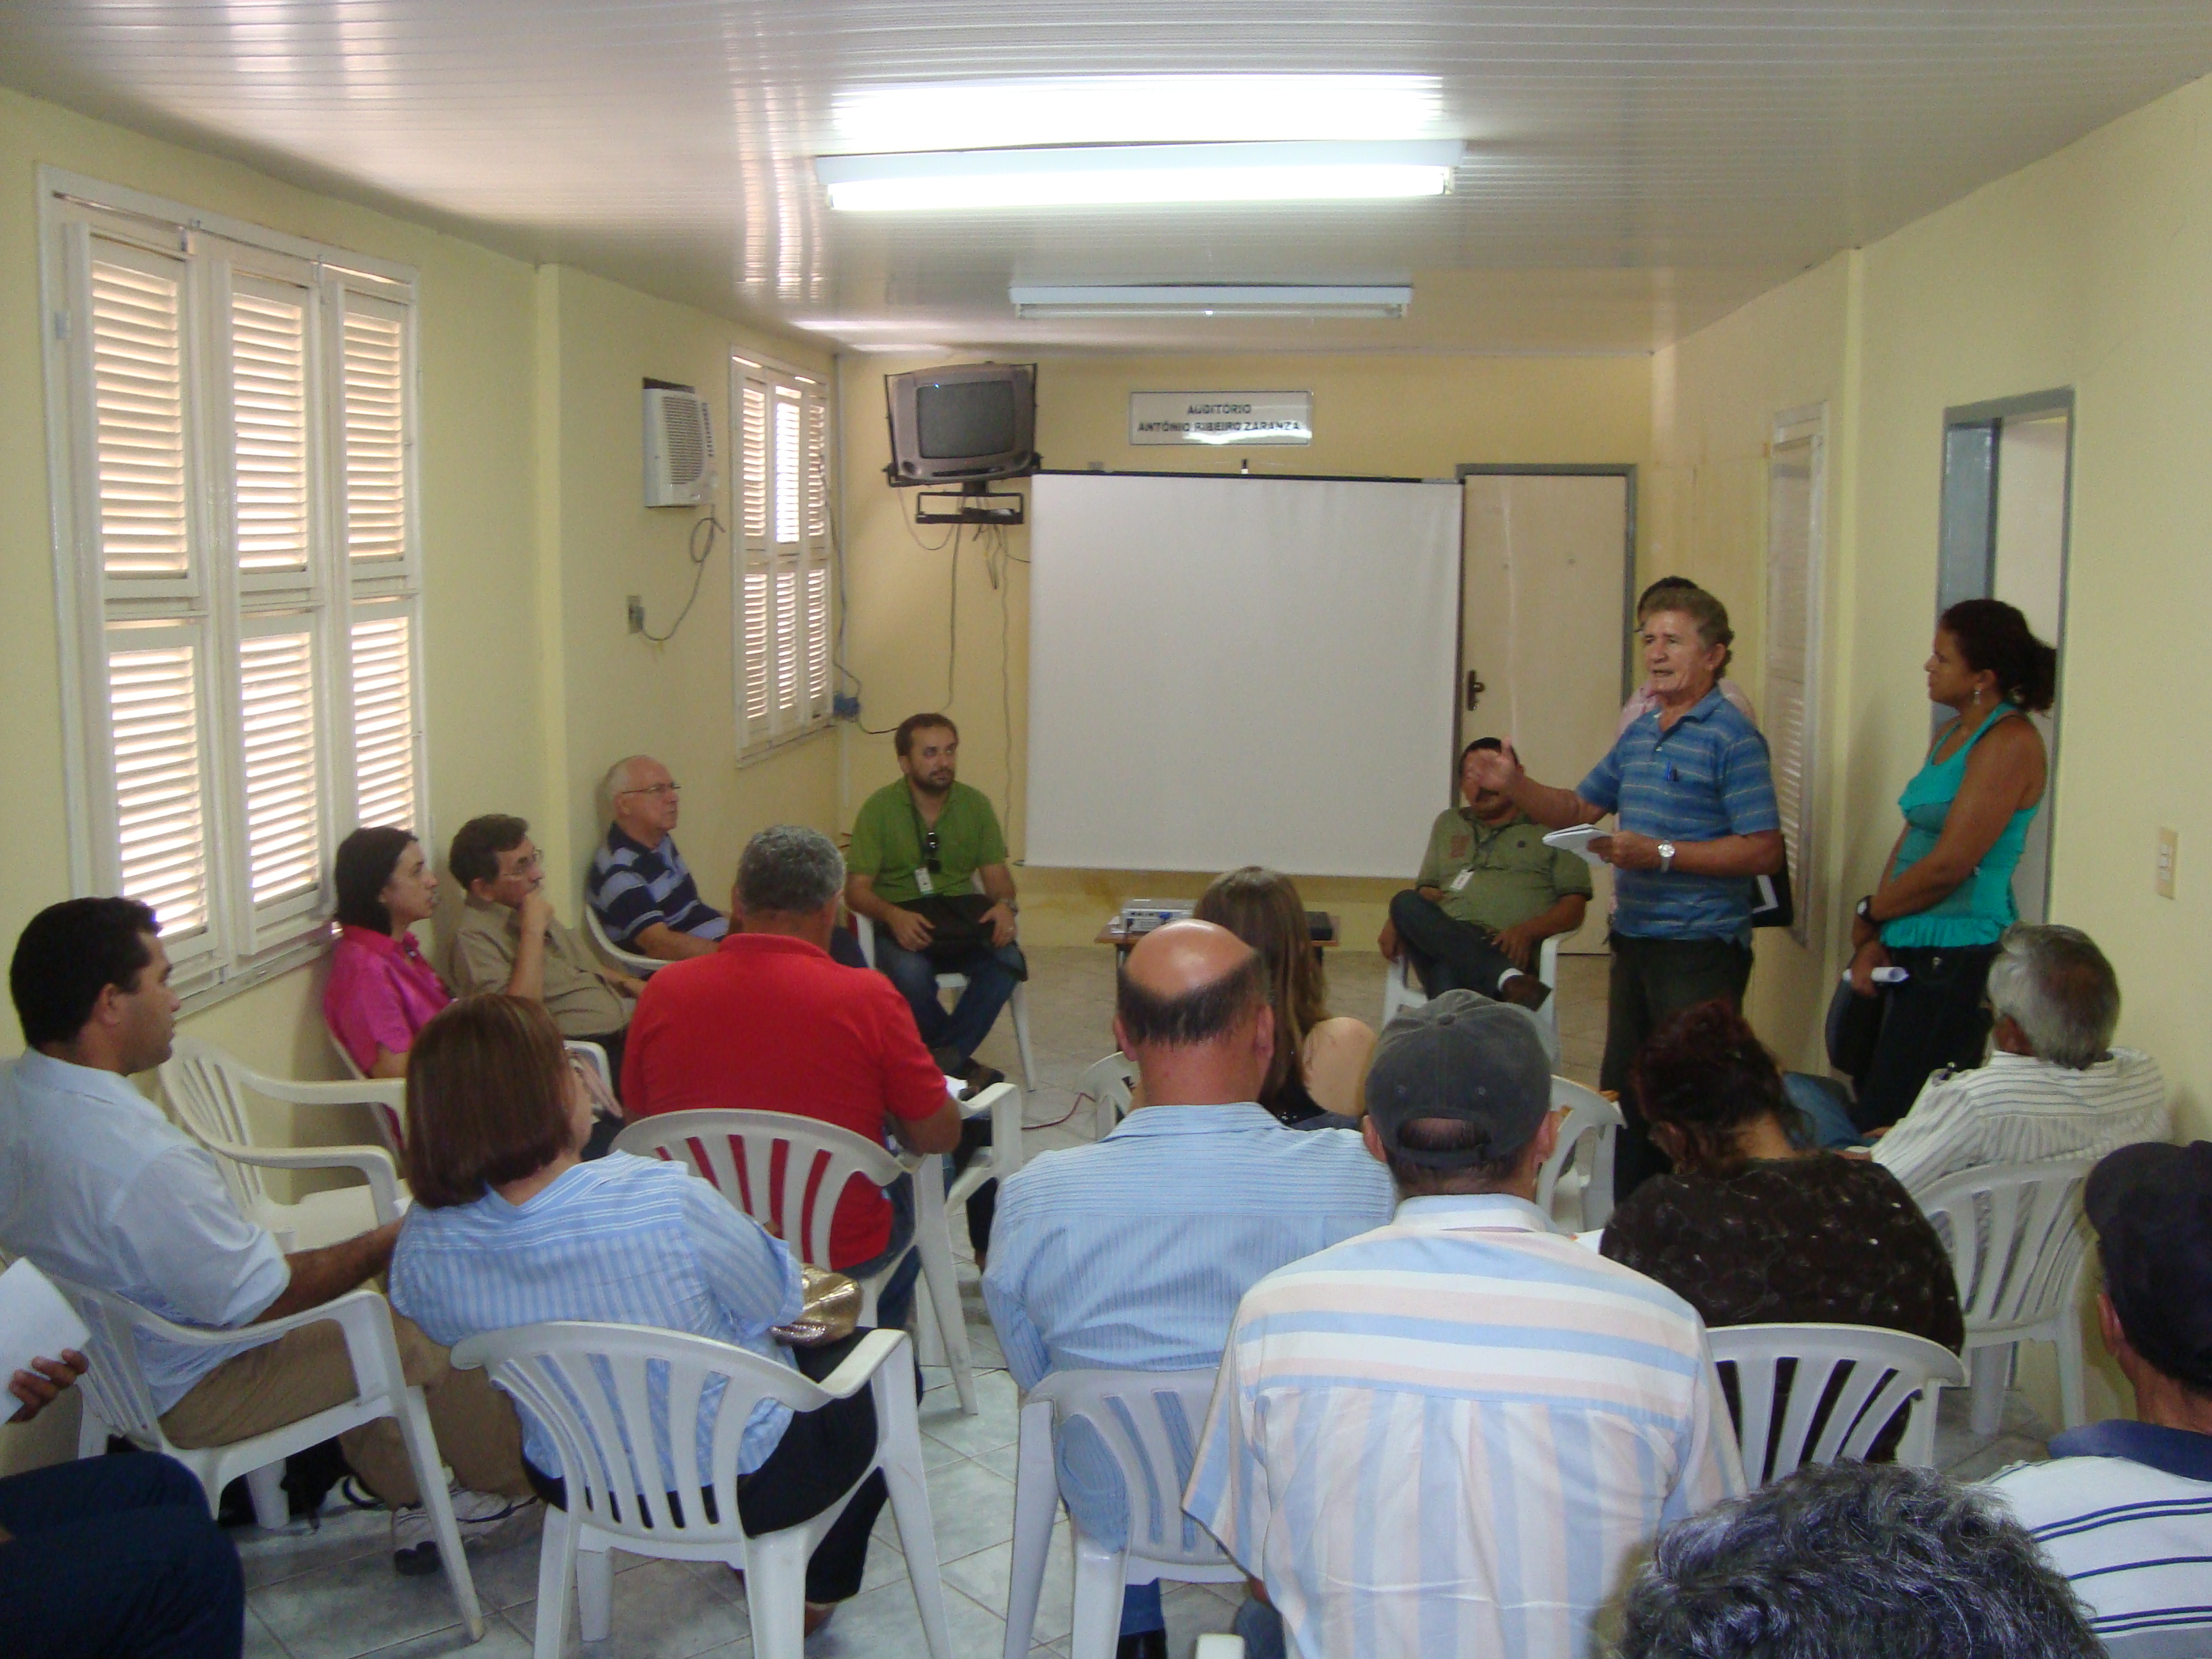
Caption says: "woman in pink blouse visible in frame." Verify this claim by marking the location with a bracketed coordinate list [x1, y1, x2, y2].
[324, 826, 452, 1078]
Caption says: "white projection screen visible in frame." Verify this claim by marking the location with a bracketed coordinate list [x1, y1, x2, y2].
[1025, 472, 1460, 876]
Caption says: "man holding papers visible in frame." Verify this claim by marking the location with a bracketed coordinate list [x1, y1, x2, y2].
[1380, 737, 1591, 1012]
[1468, 586, 1781, 1201]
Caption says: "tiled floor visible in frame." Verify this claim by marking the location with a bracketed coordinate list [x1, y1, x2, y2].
[235, 947, 2048, 1657]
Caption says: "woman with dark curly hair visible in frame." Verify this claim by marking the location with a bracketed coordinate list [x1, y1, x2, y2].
[1601, 1001, 1962, 1437]
[1847, 598, 2057, 1130]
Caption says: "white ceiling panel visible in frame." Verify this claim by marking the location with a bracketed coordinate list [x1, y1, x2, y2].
[5, 3, 2209, 354]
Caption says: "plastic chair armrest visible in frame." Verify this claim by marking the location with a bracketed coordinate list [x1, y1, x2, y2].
[967, 1080, 1023, 1178]
[813, 1328, 910, 1400]
[201, 1139, 405, 1225]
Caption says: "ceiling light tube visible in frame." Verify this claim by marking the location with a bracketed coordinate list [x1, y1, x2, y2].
[815, 140, 1462, 211]
[1009, 284, 1414, 320]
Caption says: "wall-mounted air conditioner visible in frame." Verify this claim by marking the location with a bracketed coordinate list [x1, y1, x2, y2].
[644, 385, 716, 507]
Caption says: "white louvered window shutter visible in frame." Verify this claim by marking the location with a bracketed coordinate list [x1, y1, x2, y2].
[49, 182, 430, 1005]
[1765, 417, 1825, 947]
[104, 625, 212, 944]
[87, 245, 193, 584]
[228, 279, 312, 578]
[732, 359, 834, 758]
[236, 621, 323, 918]
[349, 607, 419, 832]
[340, 295, 409, 571]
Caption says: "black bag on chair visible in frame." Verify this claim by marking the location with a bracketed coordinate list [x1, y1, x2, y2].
[906, 893, 1029, 981]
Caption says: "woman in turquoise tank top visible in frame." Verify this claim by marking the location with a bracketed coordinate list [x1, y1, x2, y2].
[1846, 599, 2057, 1130]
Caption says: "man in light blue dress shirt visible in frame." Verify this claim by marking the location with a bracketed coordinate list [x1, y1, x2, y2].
[984, 922, 1395, 1659]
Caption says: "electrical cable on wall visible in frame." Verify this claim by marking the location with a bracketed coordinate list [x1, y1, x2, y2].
[640, 510, 722, 644]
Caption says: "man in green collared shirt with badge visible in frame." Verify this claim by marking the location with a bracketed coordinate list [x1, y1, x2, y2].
[1380, 737, 1592, 1013]
[845, 713, 1025, 1085]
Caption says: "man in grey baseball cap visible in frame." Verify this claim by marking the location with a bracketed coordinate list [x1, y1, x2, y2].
[1187, 989, 1742, 1659]
[1361, 989, 1559, 1188]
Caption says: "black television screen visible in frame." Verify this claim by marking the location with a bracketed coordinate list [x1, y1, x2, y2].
[918, 380, 1017, 459]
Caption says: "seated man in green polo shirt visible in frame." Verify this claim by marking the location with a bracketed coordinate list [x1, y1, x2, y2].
[1379, 737, 1591, 1013]
[844, 713, 1025, 1085]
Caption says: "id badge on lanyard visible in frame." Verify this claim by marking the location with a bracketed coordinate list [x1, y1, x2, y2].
[1449, 869, 1473, 892]
[914, 867, 935, 895]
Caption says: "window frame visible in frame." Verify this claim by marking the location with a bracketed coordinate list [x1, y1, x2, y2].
[1765, 404, 1827, 949]
[37, 168, 430, 1010]
[731, 350, 834, 763]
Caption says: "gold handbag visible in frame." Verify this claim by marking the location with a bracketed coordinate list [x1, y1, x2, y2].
[772, 1264, 862, 1347]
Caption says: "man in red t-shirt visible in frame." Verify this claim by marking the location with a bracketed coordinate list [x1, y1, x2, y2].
[623, 825, 961, 1328]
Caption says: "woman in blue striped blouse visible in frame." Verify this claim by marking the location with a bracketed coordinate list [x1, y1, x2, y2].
[388, 996, 888, 1630]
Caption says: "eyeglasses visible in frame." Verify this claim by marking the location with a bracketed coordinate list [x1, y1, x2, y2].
[617, 781, 681, 800]
[921, 830, 941, 874]
[501, 851, 544, 876]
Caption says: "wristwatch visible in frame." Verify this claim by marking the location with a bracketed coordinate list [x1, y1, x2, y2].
[1657, 841, 1677, 873]
[1856, 895, 1876, 923]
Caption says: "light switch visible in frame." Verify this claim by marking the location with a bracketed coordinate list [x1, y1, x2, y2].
[2156, 827, 2179, 899]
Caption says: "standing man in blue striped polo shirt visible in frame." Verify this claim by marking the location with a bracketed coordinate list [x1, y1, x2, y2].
[1470, 586, 1781, 1200]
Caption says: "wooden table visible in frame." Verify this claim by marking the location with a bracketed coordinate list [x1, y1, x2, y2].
[1098, 914, 1339, 968]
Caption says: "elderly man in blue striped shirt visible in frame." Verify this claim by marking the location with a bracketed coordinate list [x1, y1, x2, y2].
[1186, 991, 1744, 1659]
[1469, 585, 1781, 1200]
[984, 921, 1395, 1659]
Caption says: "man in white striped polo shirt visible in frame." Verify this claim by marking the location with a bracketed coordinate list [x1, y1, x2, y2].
[1186, 991, 1744, 1659]
[1986, 1141, 2212, 1658]
[1874, 925, 2169, 1204]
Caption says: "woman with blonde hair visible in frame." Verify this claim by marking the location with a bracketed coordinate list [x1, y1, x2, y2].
[1193, 867, 1376, 1123]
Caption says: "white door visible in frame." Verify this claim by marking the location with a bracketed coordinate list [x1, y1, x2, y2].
[1460, 472, 1631, 954]
[1990, 412, 2069, 925]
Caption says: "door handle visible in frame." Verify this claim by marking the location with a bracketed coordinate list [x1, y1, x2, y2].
[1466, 671, 1486, 712]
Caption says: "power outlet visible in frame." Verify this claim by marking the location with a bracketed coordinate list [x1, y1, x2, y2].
[626, 594, 645, 634]
[2156, 827, 2179, 899]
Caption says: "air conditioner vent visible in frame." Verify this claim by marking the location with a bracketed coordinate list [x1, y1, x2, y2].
[644, 386, 716, 507]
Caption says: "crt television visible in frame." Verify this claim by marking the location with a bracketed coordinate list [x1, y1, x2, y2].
[884, 362, 1039, 485]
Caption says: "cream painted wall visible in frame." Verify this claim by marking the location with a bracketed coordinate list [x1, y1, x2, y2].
[535, 266, 838, 917]
[837, 352, 1654, 950]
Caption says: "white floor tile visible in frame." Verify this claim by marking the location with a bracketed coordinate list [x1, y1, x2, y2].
[503, 1555, 750, 1658]
[802, 1576, 1007, 1659]
[251, 1538, 508, 1659]
[940, 1516, 1078, 1647]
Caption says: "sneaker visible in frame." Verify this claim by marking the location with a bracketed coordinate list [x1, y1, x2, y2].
[390, 1488, 541, 1576]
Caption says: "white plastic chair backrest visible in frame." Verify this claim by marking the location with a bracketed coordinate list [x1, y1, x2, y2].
[45, 1271, 187, 1447]
[160, 1038, 280, 1217]
[1536, 1078, 1624, 1226]
[611, 1109, 905, 1271]
[585, 905, 661, 977]
[1030, 1368, 1229, 1566]
[453, 1319, 846, 1544]
[1916, 1160, 2095, 1332]
[1706, 1322, 1967, 1485]
[1078, 1052, 1138, 1140]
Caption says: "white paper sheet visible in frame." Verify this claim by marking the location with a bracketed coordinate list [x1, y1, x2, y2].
[0, 1257, 89, 1384]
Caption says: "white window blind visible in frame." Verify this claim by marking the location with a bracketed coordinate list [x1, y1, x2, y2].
[1765, 409, 1826, 948]
[733, 356, 832, 758]
[44, 174, 427, 1004]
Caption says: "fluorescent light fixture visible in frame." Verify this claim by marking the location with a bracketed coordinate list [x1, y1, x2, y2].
[833, 75, 1443, 150]
[1010, 284, 1414, 320]
[816, 141, 1461, 212]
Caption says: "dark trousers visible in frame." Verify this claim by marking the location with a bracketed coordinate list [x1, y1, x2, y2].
[841, 1176, 924, 1337]
[0, 1450, 243, 1659]
[1850, 944, 2000, 1132]
[525, 1330, 889, 1605]
[1600, 934, 1755, 1202]
[873, 936, 1025, 1068]
[1387, 890, 1520, 1000]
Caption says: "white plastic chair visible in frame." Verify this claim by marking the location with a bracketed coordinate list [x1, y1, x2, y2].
[945, 1078, 1025, 1226]
[611, 1109, 981, 1416]
[1537, 1076, 1625, 1231]
[1917, 1159, 2096, 1436]
[1078, 1052, 1139, 1143]
[52, 1272, 485, 1637]
[1004, 1369, 1244, 1659]
[584, 903, 664, 977]
[1706, 1322, 1967, 1485]
[451, 1321, 949, 1659]
[855, 900, 1040, 1090]
[161, 1038, 407, 1250]
[1382, 935, 1560, 1046]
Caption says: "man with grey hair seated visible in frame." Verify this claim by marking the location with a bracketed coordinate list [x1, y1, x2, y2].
[619, 825, 962, 1331]
[1873, 922, 2169, 1204]
[1614, 1460, 2102, 1659]
[584, 755, 727, 962]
